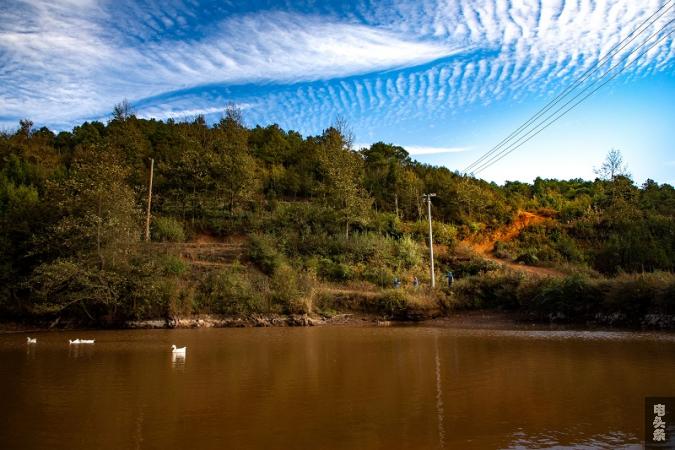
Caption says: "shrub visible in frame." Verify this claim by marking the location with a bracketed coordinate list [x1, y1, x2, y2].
[373, 289, 410, 317]
[451, 270, 675, 326]
[404, 221, 457, 246]
[468, 222, 482, 233]
[452, 270, 524, 310]
[160, 255, 187, 275]
[247, 233, 284, 275]
[269, 202, 340, 238]
[396, 235, 422, 268]
[432, 221, 458, 247]
[30, 259, 124, 321]
[151, 216, 186, 242]
[553, 234, 585, 263]
[493, 240, 514, 259]
[318, 258, 353, 282]
[313, 291, 339, 316]
[601, 272, 675, 322]
[348, 232, 394, 263]
[368, 289, 438, 320]
[125, 276, 169, 320]
[121, 255, 174, 320]
[363, 264, 395, 288]
[369, 212, 403, 237]
[524, 274, 601, 320]
[126, 271, 194, 320]
[515, 251, 539, 265]
[163, 278, 195, 318]
[199, 267, 267, 315]
[452, 257, 500, 278]
[270, 264, 313, 314]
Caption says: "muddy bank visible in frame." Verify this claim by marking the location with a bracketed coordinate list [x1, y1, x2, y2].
[125, 312, 408, 329]
[3, 310, 674, 333]
[0, 312, 389, 332]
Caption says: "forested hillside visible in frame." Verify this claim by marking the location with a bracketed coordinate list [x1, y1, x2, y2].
[1, 106, 673, 326]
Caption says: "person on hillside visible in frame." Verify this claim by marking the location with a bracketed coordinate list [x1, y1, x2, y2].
[412, 276, 419, 289]
[393, 277, 401, 289]
[445, 271, 454, 288]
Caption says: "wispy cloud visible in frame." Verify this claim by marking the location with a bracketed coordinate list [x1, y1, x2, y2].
[404, 145, 470, 155]
[0, 0, 672, 134]
[354, 142, 469, 156]
[0, 1, 461, 126]
[130, 0, 674, 136]
[134, 103, 255, 122]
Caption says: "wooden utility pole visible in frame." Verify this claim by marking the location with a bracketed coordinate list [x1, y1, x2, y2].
[423, 193, 436, 288]
[145, 158, 154, 241]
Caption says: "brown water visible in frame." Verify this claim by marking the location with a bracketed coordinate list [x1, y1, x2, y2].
[1, 326, 674, 450]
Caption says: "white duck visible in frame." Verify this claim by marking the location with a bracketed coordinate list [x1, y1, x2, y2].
[69, 339, 95, 344]
[26, 337, 37, 344]
[171, 345, 187, 354]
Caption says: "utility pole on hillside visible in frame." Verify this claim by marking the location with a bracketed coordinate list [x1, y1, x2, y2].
[145, 158, 154, 242]
[423, 193, 436, 288]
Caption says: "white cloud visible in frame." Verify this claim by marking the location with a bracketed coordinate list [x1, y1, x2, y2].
[404, 145, 470, 155]
[353, 143, 468, 155]
[135, 103, 254, 121]
[0, 0, 672, 132]
[0, 3, 462, 125]
[359, 0, 673, 104]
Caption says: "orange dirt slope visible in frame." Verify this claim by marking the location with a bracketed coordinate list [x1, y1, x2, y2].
[462, 211, 563, 277]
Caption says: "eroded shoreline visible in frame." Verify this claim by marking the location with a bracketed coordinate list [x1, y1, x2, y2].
[3, 309, 674, 333]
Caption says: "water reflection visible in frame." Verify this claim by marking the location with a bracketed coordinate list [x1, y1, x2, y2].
[506, 429, 641, 449]
[68, 343, 95, 359]
[1, 327, 674, 450]
[171, 352, 186, 368]
[435, 333, 445, 449]
[133, 405, 145, 450]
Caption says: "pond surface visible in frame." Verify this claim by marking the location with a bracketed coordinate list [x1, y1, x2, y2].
[1, 326, 674, 449]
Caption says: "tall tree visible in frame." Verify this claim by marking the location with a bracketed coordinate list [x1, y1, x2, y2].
[360, 142, 412, 216]
[28, 145, 140, 319]
[318, 127, 372, 238]
[43, 145, 140, 267]
[595, 148, 629, 180]
[212, 107, 260, 213]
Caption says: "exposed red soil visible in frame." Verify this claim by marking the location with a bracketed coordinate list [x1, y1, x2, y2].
[463, 211, 564, 277]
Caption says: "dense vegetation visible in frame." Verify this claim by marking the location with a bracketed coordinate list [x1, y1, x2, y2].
[1, 106, 673, 326]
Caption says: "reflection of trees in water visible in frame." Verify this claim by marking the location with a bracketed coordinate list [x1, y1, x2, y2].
[435, 333, 445, 449]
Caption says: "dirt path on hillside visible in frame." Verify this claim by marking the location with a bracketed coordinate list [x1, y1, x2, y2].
[149, 234, 247, 269]
[463, 211, 564, 277]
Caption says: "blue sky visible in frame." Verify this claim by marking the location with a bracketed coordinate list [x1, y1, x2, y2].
[1, 0, 673, 184]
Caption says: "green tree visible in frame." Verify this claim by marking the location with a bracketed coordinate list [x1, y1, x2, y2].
[27, 145, 140, 319]
[211, 108, 261, 213]
[42, 145, 140, 268]
[318, 127, 372, 238]
[360, 142, 412, 216]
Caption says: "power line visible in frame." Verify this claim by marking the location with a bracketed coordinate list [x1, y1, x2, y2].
[464, 0, 674, 173]
[464, 1, 673, 173]
[471, 27, 674, 175]
[472, 23, 673, 174]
